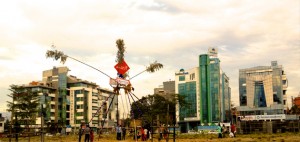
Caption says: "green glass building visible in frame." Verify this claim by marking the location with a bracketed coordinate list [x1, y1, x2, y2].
[176, 52, 231, 132]
[199, 54, 230, 123]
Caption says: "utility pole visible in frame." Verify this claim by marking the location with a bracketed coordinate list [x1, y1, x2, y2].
[41, 104, 44, 142]
[166, 104, 169, 142]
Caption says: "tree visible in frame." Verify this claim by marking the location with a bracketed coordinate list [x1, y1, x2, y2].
[289, 105, 300, 114]
[4, 119, 10, 132]
[6, 85, 40, 126]
[130, 94, 189, 127]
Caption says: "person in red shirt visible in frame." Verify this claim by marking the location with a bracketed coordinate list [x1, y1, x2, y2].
[141, 127, 145, 141]
[90, 129, 94, 142]
[230, 123, 236, 137]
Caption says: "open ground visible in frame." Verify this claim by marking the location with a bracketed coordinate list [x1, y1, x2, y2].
[1, 133, 300, 142]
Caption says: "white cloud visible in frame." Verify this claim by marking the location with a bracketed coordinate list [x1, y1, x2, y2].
[0, 0, 299, 111]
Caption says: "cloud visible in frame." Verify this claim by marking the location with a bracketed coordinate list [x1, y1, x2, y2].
[137, 0, 181, 14]
[0, 0, 299, 111]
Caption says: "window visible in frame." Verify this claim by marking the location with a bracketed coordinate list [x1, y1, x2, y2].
[75, 90, 83, 94]
[179, 76, 185, 81]
[76, 105, 83, 109]
[283, 90, 286, 95]
[190, 73, 195, 80]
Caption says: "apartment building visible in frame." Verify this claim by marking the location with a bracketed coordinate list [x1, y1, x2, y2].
[17, 66, 117, 129]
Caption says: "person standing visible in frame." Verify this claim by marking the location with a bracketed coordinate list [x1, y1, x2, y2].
[84, 125, 90, 142]
[230, 123, 236, 137]
[159, 125, 164, 141]
[90, 129, 94, 142]
[79, 123, 85, 142]
[144, 128, 148, 140]
[222, 124, 227, 138]
[140, 127, 145, 141]
[217, 123, 222, 138]
[122, 127, 126, 140]
[116, 125, 122, 140]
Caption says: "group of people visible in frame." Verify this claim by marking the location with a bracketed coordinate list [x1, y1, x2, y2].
[79, 124, 94, 142]
[159, 124, 169, 141]
[132, 127, 150, 141]
[217, 123, 236, 138]
[116, 125, 127, 140]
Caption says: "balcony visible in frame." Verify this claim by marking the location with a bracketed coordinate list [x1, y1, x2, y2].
[51, 101, 55, 105]
[51, 116, 55, 120]
[49, 93, 56, 98]
[77, 101, 84, 105]
[92, 117, 98, 120]
[77, 109, 84, 112]
[51, 109, 55, 112]
[92, 96, 98, 100]
[76, 116, 84, 120]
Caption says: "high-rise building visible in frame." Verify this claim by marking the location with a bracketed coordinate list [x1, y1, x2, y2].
[175, 48, 231, 132]
[238, 61, 288, 115]
[175, 67, 199, 132]
[154, 81, 175, 101]
[15, 66, 117, 129]
[199, 54, 231, 123]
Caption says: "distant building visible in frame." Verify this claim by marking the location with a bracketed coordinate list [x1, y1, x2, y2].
[154, 81, 175, 100]
[175, 48, 231, 132]
[13, 66, 117, 129]
[238, 61, 288, 115]
[0, 113, 4, 133]
[292, 93, 300, 108]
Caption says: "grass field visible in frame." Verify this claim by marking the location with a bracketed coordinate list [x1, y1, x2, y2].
[1, 133, 300, 142]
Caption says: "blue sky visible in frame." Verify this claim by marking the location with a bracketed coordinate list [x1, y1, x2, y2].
[0, 0, 299, 113]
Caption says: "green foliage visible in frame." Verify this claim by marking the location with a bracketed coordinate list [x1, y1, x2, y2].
[146, 61, 163, 73]
[115, 39, 126, 63]
[289, 105, 300, 114]
[130, 94, 189, 127]
[6, 85, 40, 125]
[46, 49, 68, 64]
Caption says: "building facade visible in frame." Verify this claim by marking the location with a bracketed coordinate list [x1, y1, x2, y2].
[0, 113, 4, 133]
[175, 68, 200, 132]
[199, 54, 231, 124]
[238, 61, 288, 115]
[16, 66, 117, 130]
[175, 49, 231, 132]
[154, 81, 175, 101]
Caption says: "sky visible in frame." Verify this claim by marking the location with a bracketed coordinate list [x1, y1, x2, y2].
[0, 0, 299, 115]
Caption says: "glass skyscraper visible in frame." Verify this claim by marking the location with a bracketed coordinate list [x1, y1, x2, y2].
[199, 54, 231, 123]
[238, 61, 288, 115]
[175, 50, 231, 132]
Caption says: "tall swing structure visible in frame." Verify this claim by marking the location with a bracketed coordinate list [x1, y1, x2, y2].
[46, 39, 163, 137]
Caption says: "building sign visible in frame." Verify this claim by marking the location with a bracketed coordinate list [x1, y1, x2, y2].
[109, 78, 131, 88]
[239, 115, 256, 121]
[255, 114, 285, 120]
[239, 114, 286, 121]
[184, 117, 198, 121]
[208, 47, 218, 57]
